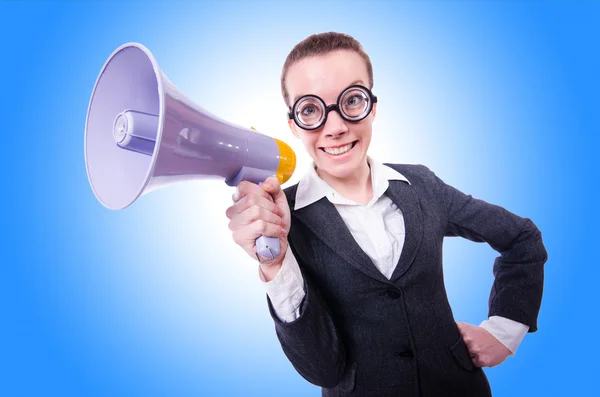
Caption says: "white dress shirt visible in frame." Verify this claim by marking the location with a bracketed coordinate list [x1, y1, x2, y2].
[259, 158, 529, 355]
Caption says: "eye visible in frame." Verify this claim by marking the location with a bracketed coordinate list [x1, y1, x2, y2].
[294, 96, 324, 127]
[345, 94, 365, 107]
[301, 104, 318, 116]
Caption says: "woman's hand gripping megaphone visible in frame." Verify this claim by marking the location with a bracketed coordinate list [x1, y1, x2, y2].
[226, 176, 292, 280]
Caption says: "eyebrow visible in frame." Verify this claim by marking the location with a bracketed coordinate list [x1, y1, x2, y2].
[291, 79, 366, 105]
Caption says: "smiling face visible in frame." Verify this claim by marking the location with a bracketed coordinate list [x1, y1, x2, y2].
[285, 50, 376, 182]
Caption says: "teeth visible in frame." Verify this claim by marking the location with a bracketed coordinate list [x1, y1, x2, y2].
[323, 142, 353, 156]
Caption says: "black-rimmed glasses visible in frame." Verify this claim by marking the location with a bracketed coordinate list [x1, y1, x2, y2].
[288, 85, 377, 130]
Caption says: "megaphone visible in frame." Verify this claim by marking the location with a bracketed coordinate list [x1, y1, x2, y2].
[84, 42, 296, 260]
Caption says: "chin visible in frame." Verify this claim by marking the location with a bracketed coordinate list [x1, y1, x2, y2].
[327, 168, 357, 180]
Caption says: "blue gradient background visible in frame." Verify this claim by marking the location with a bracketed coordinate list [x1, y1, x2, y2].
[1, 1, 598, 396]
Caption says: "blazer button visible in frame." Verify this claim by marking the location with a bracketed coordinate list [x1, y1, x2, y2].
[386, 288, 402, 299]
[394, 349, 414, 358]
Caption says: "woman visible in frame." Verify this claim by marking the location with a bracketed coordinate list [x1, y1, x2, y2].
[226, 32, 547, 396]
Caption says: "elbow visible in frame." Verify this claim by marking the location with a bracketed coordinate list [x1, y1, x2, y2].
[316, 359, 346, 388]
[311, 376, 341, 389]
[305, 365, 345, 388]
[517, 218, 549, 264]
[530, 220, 549, 264]
[539, 239, 549, 263]
[292, 347, 347, 388]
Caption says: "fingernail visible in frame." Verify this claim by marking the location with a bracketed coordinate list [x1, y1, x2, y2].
[232, 187, 240, 201]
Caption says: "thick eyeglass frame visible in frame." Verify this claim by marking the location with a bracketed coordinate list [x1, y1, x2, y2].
[288, 84, 378, 131]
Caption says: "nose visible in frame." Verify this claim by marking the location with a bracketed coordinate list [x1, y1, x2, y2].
[323, 110, 348, 138]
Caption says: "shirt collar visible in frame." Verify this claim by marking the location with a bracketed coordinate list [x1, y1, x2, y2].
[294, 157, 411, 210]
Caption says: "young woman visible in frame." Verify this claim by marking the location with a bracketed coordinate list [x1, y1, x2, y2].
[226, 32, 547, 397]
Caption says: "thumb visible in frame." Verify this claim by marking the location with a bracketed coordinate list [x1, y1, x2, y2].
[260, 176, 282, 197]
[456, 322, 469, 336]
[261, 176, 289, 223]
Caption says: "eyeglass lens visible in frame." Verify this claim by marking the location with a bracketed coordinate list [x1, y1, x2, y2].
[293, 86, 372, 129]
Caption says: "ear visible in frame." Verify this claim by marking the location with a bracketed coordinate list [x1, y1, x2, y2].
[288, 118, 300, 139]
[371, 102, 377, 121]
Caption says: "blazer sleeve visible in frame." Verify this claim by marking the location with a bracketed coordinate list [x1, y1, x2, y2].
[266, 239, 348, 388]
[428, 166, 548, 332]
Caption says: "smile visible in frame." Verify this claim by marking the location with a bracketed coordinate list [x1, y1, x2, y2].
[320, 141, 358, 156]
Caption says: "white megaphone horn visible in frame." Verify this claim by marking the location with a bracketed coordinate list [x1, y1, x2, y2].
[84, 42, 296, 260]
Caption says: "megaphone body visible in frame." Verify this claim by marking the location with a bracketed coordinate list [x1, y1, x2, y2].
[84, 43, 296, 259]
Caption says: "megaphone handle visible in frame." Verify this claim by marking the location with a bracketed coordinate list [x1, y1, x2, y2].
[256, 236, 281, 261]
[227, 166, 282, 261]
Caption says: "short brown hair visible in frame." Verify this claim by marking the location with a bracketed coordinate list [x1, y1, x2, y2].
[280, 32, 374, 107]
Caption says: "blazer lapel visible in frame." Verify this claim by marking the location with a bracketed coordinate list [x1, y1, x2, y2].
[293, 198, 389, 283]
[385, 179, 424, 282]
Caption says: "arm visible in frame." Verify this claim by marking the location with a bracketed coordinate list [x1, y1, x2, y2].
[263, 240, 347, 388]
[424, 166, 547, 367]
[259, 244, 305, 323]
[433, 168, 548, 332]
[235, 179, 347, 388]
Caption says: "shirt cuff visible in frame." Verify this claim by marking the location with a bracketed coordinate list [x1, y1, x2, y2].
[479, 315, 530, 356]
[258, 244, 306, 323]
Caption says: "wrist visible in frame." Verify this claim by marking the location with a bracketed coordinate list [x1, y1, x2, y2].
[256, 240, 288, 282]
[259, 261, 283, 282]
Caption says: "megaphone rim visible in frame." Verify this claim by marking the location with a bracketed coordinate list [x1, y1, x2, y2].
[84, 42, 166, 210]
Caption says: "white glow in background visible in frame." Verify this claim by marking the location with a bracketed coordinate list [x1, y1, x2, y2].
[3, 1, 598, 396]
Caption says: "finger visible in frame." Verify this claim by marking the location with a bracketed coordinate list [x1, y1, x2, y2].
[232, 221, 286, 246]
[232, 188, 240, 202]
[260, 176, 282, 196]
[235, 194, 284, 218]
[261, 176, 291, 217]
[226, 194, 283, 219]
[456, 322, 472, 340]
[234, 180, 273, 203]
[463, 338, 476, 353]
[471, 355, 494, 368]
[457, 327, 475, 349]
[249, 220, 287, 240]
[471, 355, 485, 368]
[456, 321, 473, 330]
[468, 342, 480, 354]
[229, 205, 284, 230]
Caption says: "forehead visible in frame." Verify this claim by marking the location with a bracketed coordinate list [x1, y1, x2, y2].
[287, 50, 369, 103]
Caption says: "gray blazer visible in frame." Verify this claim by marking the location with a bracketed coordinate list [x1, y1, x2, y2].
[267, 164, 547, 397]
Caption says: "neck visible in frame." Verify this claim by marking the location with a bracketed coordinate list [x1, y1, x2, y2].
[316, 159, 373, 205]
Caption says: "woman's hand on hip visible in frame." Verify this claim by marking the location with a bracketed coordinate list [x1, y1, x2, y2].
[456, 321, 511, 368]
